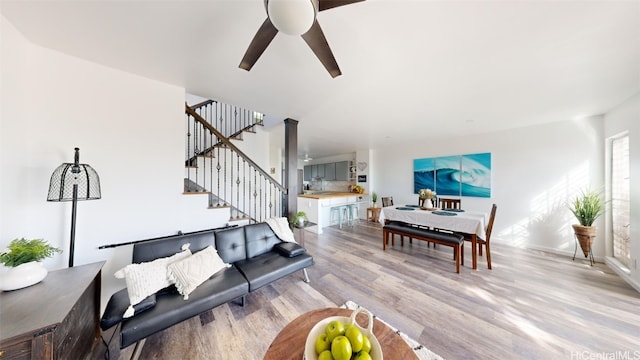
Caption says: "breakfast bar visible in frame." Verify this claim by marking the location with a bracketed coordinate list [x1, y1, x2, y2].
[297, 192, 366, 234]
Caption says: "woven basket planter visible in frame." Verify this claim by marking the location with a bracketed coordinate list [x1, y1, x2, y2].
[572, 224, 597, 257]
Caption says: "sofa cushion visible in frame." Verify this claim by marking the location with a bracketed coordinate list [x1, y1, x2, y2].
[100, 288, 156, 330]
[215, 226, 247, 263]
[120, 266, 249, 349]
[244, 223, 282, 258]
[114, 247, 192, 317]
[167, 246, 230, 300]
[235, 251, 314, 292]
[273, 242, 306, 257]
[133, 229, 216, 263]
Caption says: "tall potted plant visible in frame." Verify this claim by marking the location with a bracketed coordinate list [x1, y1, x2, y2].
[569, 189, 604, 258]
[371, 192, 378, 207]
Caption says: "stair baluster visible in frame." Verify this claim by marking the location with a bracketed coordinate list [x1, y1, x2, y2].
[185, 104, 285, 223]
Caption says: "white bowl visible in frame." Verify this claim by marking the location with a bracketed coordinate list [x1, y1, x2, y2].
[303, 308, 383, 360]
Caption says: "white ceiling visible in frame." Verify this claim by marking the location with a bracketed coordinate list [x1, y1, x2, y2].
[2, 0, 639, 159]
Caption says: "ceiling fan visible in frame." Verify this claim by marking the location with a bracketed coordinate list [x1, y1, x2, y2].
[239, 0, 365, 78]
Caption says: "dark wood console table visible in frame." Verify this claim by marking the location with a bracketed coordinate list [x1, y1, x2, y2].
[0, 261, 104, 359]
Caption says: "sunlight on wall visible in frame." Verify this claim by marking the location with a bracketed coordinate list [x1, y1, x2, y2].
[498, 161, 592, 251]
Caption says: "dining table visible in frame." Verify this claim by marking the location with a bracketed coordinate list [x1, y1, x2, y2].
[378, 205, 487, 270]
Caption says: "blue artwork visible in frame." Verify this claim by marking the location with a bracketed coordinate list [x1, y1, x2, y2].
[413, 152, 491, 198]
[434, 155, 461, 196]
[413, 158, 435, 194]
[461, 153, 491, 197]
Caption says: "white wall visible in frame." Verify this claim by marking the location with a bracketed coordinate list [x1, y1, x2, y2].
[603, 92, 640, 290]
[0, 15, 231, 309]
[372, 116, 606, 258]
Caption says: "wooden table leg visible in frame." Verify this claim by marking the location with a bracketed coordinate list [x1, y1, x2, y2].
[471, 234, 477, 270]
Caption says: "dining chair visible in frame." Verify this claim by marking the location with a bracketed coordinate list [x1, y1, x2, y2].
[438, 198, 461, 209]
[461, 203, 497, 269]
[381, 196, 394, 207]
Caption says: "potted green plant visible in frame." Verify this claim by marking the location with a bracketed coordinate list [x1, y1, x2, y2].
[569, 189, 604, 258]
[371, 192, 378, 207]
[292, 211, 309, 227]
[0, 238, 61, 291]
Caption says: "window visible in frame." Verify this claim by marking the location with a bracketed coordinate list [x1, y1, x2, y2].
[611, 134, 630, 267]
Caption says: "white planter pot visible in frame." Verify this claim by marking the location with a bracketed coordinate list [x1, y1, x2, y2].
[0, 261, 48, 291]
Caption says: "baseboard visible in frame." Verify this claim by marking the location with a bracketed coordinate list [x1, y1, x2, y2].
[499, 241, 605, 263]
[604, 257, 640, 293]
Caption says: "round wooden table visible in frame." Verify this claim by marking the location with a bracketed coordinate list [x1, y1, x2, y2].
[264, 307, 418, 360]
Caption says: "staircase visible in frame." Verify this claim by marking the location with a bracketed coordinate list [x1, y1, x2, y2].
[184, 100, 286, 224]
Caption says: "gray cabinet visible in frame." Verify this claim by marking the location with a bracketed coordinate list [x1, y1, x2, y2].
[304, 165, 312, 181]
[304, 161, 352, 181]
[324, 163, 336, 180]
[335, 161, 349, 181]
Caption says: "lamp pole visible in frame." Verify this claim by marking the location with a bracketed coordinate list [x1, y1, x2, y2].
[69, 184, 78, 267]
[68, 147, 81, 267]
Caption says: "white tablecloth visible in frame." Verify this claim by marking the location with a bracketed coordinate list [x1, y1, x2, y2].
[378, 206, 487, 240]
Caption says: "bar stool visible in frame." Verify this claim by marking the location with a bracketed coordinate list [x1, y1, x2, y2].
[347, 204, 359, 225]
[330, 205, 349, 228]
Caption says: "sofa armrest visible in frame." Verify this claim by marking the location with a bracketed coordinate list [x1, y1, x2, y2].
[273, 242, 306, 258]
[100, 288, 157, 330]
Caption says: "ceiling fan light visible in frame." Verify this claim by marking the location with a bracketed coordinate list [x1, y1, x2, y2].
[268, 0, 316, 36]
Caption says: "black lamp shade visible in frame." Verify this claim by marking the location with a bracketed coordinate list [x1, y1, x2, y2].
[47, 150, 101, 202]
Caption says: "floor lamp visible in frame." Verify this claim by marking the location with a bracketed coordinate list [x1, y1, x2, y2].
[47, 148, 101, 267]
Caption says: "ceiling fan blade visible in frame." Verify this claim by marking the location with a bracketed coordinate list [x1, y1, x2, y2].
[239, 18, 279, 71]
[301, 20, 341, 78]
[318, 0, 365, 12]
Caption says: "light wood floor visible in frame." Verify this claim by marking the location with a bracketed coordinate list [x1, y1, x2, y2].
[98, 221, 640, 360]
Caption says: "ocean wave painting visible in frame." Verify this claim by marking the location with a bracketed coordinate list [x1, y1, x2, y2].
[413, 158, 435, 193]
[461, 153, 491, 197]
[435, 155, 461, 196]
[413, 153, 491, 198]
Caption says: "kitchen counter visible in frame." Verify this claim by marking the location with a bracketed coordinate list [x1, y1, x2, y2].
[297, 192, 368, 234]
[298, 192, 366, 199]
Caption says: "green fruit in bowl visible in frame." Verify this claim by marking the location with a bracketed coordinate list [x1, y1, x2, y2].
[325, 320, 345, 342]
[318, 349, 334, 360]
[331, 336, 352, 360]
[345, 325, 364, 352]
[344, 323, 354, 333]
[354, 351, 373, 360]
[361, 335, 372, 353]
[315, 333, 330, 354]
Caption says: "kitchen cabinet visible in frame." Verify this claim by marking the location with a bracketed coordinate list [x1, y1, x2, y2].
[304, 165, 312, 181]
[335, 161, 350, 181]
[297, 193, 364, 234]
[324, 163, 336, 180]
[304, 161, 354, 181]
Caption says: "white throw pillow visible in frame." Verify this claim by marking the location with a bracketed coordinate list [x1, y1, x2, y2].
[167, 246, 230, 300]
[114, 244, 192, 317]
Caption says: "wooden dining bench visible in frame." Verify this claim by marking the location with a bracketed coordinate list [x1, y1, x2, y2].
[382, 223, 465, 273]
